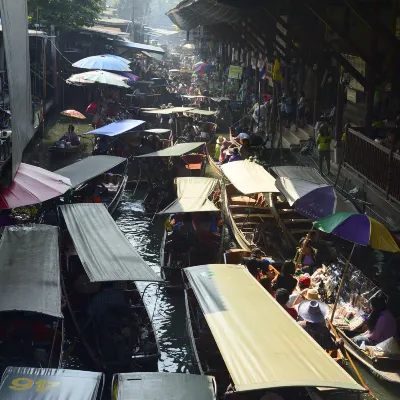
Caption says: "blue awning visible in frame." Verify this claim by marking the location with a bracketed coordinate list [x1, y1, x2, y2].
[85, 119, 145, 136]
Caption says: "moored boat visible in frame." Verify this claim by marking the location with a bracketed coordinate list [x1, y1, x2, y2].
[48, 144, 81, 155]
[0, 366, 104, 399]
[184, 264, 366, 399]
[59, 203, 162, 373]
[0, 225, 63, 373]
[112, 372, 217, 400]
[158, 177, 224, 290]
[55, 155, 128, 215]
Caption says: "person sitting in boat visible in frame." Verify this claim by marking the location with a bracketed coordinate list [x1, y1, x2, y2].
[182, 117, 198, 140]
[241, 248, 271, 280]
[59, 125, 80, 146]
[271, 260, 297, 294]
[239, 137, 252, 160]
[287, 275, 311, 307]
[85, 176, 108, 203]
[352, 296, 397, 347]
[298, 300, 337, 351]
[219, 139, 231, 163]
[275, 288, 298, 320]
[214, 136, 224, 161]
[227, 147, 242, 163]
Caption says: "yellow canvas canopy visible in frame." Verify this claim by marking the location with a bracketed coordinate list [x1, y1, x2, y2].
[158, 177, 219, 214]
[221, 160, 279, 195]
[143, 107, 195, 115]
[184, 264, 365, 393]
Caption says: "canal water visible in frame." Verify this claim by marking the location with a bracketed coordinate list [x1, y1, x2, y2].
[21, 113, 398, 400]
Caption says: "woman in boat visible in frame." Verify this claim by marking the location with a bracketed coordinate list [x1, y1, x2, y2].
[59, 125, 80, 146]
[352, 296, 397, 347]
[271, 260, 297, 294]
[219, 140, 231, 163]
[214, 136, 224, 161]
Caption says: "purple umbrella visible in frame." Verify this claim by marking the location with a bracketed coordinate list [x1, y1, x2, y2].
[117, 72, 140, 85]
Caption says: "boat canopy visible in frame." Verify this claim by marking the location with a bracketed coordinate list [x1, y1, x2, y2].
[271, 166, 326, 184]
[186, 109, 217, 116]
[114, 372, 216, 400]
[85, 119, 145, 136]
[55, 155, 127, 188]
[143, 107, 195, 115]
[184, 264, 365, 393]
[0, 367, 103, 400]
[136, 142, 204, 158]
[60, 204, 161, 282]
[143, 128, 171, 135]
[159, 177, 219, 214]
[221, 161, 279, 195]
[0, 225, 62, 318]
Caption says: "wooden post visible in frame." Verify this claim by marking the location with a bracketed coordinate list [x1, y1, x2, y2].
[50, 25, 58, 105]
[335, 62, 345, 143]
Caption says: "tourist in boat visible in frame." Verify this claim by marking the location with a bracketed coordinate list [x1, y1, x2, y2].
[298, 300, 337, 350]
[182, 117, 198, 140]
[240, 248, 270, 279]
[219, 139, 231, 162]
[239, 137, 252, 160]
[287, 275, 311, 307]
[352, 296, 397, 347]
[275, 288, 298, 320]
[271, 260, 297, 293]
[214, 136, 224, 161]
[227, 147, 242, 163]
[59, 125, 80, 146]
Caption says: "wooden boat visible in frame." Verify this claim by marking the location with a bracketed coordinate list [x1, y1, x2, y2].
[184, 264, 365, 399]
[55, 155, 128, 215]
[0, 225, 64, 374]
[112, 372, 217, 400]
[159, 177, 224, 290]
[60, 203, 162, 373]
[48, 144, 81, 155]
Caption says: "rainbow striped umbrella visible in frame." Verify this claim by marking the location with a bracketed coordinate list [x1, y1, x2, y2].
[314, 212, 400, 252]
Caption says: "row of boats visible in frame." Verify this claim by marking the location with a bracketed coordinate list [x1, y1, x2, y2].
[0, 117, 395, 399]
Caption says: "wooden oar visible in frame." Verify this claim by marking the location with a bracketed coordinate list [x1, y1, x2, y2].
[327, 319, 376, 399]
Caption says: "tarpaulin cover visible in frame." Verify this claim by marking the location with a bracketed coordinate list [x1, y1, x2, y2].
[114, 40, 165, 54]
[167, 0, 241, 31]
[0, 225, 62, 317]
[85, 120, 145, 136]
[276, 177, 357, 220]
[0, 163, 71, 209]
[136, 142, 204, 158]
[115, 372, 216, 400]
[271, 166, 326, 184]
[185, 264, 364, 393]
[142, 107, 195, 115]
[55, 156, 126, 188]
[142, 51, 164, 61]
[221, 161, 279, 195]
[0, 0, 34, 179]
[0, 367, 102, 400]
[159, 177, 218, 214]
[143, 129, 171, 135]
[186, 109, 217, 116]
[60, 203, 161, 282]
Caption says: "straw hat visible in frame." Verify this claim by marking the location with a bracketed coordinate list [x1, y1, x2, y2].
[298, 300, 328, 323]
[217, 135, 224, 144]
[303, 288, 320, 300]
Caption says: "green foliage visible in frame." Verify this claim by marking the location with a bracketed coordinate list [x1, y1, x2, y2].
[28, 0, 104, 29]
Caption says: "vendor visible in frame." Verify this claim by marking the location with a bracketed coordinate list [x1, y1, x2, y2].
[352, 296, 397, 347]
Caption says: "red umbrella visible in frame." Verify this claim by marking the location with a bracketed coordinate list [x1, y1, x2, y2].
[86, 102, 99, 115]
[0, 163, 71, 209]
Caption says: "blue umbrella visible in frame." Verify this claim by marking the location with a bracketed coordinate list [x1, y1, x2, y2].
[72, 55, 131, 72]
[102, 54, 130, 64]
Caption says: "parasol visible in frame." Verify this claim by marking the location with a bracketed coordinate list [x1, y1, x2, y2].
[60, 110, 86, 120]
[102, 54, 130, 64]
[276, 178, 357, 220]
[67, 70, 130, 88]
[0, 163, 71, 209]
[72, 55, 131, 72]
[116, 72, 139, 85]
[86, 102, 99, 115]
[313, 212, 400, 320]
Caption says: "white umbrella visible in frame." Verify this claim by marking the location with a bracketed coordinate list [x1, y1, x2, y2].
[72, 55, 131, 72]
[67, 70, 130, 88]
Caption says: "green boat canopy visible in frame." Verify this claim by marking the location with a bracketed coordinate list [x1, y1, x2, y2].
[60, 203, 161, 282]
[136, 142, 205, 158]
[55, 155, 127, 188]
[114, 372, 216, 400]
[0, 367, 103, 400]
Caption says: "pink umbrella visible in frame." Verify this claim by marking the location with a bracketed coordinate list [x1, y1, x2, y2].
[0, 163, 71, 209]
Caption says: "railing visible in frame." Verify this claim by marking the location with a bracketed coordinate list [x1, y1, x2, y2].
[344, 128, 400, 203]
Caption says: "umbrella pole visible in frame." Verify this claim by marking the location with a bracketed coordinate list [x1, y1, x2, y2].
[330, 243, 356, 322]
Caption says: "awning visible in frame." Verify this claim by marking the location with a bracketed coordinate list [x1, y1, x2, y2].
[142, 51, 164, 61]
[60, 203, 161, 282]
[0, 163, 71, 209]
[221, 161, 279, 195]
[271, 166, 326, 184]
[167, 0, 241, 31]
[159, 177, 219, 214]
[55, 156, 127, 188]
[142, 107, 195, 115]
[136, 142, 204, 158]
[115, 373, 216, 400]
[186, 109, 216, 116]
[0, 225, 62, 318]
[84, 119, 145, 136]
[0, 367, 103, 400]
[114, 40, 165, 54]
[143, 128, 171, 134]
[185, 264, 364, 393]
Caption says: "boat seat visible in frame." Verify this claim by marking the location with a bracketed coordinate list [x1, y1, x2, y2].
[230, 196, 257, 205]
